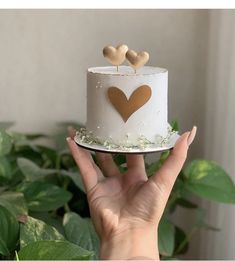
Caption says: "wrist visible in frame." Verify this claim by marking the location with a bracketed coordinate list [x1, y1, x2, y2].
[99, 226, 159, 260]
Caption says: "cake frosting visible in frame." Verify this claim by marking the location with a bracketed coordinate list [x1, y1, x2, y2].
[83, 65, 169, 147]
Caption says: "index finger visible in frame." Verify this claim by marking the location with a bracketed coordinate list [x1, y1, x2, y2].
[67, 137, 98, 192]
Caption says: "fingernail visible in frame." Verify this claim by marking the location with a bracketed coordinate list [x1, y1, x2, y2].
[187, 126, 197, 146]
[66, 137, 71, 142]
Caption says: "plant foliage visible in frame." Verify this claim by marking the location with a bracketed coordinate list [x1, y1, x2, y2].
[0, 123, 234, 260]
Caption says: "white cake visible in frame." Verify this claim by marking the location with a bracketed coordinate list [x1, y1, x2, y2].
[77, 65, 171, 149]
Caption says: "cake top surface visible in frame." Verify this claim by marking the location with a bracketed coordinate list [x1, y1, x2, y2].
[88, 66, 167, 76]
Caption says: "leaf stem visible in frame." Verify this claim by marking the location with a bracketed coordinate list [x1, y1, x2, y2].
[175, 226, 198, 255]
[15, 251, 19, 261]
[63, 178, 71, 212]
[55, 153, 63, 185]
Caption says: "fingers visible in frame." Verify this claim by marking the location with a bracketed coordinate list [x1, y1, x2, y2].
[66, 137, 99, 192]
[67, 126, 77, 138]
[149, 126, 197, 197]
[126, 154, 145, 170]
[96, 152, 119, 177]
[126, 154, 147, 180]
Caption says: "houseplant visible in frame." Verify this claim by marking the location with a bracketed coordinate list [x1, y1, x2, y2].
[0, 122, 234, 260]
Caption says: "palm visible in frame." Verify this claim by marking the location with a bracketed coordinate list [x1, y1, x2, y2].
[87, 167, 161, 238]
[67, 129, 193, 240]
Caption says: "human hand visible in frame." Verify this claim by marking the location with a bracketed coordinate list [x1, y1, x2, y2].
[66, 126, 196, 260]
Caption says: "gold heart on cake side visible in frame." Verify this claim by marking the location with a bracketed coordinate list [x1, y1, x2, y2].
[107, 85, 152, 122]
[103, 44, 128, 66]
[126, 50, 149, 70]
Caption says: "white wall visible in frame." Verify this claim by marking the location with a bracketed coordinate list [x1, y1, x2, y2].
[199, 10, 235, 260]
[0, 10, 208, 146]
[0, 9, 215, 259]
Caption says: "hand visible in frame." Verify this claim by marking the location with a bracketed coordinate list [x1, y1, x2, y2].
[67, 126, 196, 260]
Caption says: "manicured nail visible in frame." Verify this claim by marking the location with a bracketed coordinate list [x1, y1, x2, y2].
[66, 137, 71, 142]
[187, 126, 197, 146]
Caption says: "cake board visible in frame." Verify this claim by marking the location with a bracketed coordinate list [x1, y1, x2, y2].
[74, 127, 180, 154]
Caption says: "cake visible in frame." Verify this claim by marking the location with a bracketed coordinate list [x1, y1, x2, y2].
[75, 45, 177, 151]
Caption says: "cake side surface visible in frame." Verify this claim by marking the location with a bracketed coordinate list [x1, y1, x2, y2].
[86, 65, 168, 146]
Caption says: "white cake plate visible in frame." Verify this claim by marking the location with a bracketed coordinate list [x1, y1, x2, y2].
[74, 132, 180, 154]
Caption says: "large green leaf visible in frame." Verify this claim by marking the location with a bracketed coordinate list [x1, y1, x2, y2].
[158, 217, 175, 256]
[0, 191, 28, 218]
[37, 145, 58, 168]
[20, 216, 64, 248]
[18, 240, 93, 260]
[184, 160, 235, 203]
[17, 158, 56, 181]
[63, 212, 99, 259]
[0, 130, 12, 156]
[30, 212, 65, 236]
[0, 205, 19, 256]
[0, 156, 13, 182]
[21, 181, 72, 211]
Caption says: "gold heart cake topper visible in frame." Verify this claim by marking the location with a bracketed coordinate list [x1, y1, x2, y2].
[103, 44, 128, 66]
[126, 50, 149, 71]
[107, 85, 152, 122]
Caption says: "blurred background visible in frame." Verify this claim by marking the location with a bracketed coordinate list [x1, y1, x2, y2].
[0, 9, 234, 259]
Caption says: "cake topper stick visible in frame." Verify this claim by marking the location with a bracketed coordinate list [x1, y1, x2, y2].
[103, 44, 128, 72]
[126, 50, 149, 73]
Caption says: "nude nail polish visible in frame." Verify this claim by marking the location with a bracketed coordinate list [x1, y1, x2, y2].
[187, 126, 197, 146]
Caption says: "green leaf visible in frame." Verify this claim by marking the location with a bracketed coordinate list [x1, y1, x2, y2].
[158, 217, 175, 256]
[171, 120, 179, 132]
[30, 212, 65, 236]
[175, 198, 198, 209]
[63, 212, 99, 259]
[0, 238, 9, 256]
[37, 146, 58, 168]
[0, 156, 13, 182]
[0, 205, 19, 255]
[10, 132, 27, 144]
[0, 130, 12, 156]
[20, 216, 64, 248]
[18, 240, 94, 260]
[194, 208, 220, 231]
[0, 191, 28, 218]
[20, 181, 72, 211]
[61, 170, 85, 193]
[147, 151, 170, 177]
[113, 154, 126, 165]
[17, 158, 56, 182]
[184, 160, 235, 203]
[25, 134, 48, 140]
[174, 226, 189, 255]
